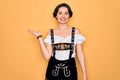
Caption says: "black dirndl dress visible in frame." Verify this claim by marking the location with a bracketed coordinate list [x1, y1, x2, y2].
[45, 27, 77, 80]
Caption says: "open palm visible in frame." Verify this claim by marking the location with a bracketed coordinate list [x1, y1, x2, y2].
[28, 29, 42, 37]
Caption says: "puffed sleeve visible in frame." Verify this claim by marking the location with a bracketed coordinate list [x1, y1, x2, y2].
[44, 35, 52, 44]
[75, 34, 86, 44]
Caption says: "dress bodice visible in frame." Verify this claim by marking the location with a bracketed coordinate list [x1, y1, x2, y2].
[44, 34, 86, 60]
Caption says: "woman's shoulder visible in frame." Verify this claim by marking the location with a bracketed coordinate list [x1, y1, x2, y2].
[46, 28, 55, 35]
[74, 27, 81, 34]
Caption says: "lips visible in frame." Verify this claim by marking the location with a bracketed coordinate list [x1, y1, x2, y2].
[60, 18, 66, 21]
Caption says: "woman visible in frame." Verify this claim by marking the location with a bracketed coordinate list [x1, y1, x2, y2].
[28, 3, 87, 80]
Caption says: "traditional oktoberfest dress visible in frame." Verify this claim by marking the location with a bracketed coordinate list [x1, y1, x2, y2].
[44, 27, 85, 80]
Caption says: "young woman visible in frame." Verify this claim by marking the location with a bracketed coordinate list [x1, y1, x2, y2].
[28, 3, 87, 80]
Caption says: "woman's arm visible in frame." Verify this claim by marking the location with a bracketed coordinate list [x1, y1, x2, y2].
[75, 28, 87, 80]
[37, 38, 52, 60]
[28, 30, 52, 60]
[76, 44, 87, 80]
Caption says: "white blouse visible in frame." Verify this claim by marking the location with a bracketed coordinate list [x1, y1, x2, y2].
[44, 34, 86, 60]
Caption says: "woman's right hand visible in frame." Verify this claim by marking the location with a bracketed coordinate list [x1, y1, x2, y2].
[28, 29, 42, 37]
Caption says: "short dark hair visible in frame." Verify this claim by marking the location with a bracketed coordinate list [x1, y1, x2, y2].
[53, 3, 73, 18]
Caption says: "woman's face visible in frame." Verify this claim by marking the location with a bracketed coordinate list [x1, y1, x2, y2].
[56, 7, 70, 24]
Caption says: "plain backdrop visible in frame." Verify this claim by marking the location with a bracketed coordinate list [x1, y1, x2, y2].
[0, 0, 120, 80]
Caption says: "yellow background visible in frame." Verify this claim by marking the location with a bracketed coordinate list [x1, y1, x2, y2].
[0, 0, 120, 80]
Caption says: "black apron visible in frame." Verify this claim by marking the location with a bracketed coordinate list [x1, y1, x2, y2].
[45, 27, 77, 80]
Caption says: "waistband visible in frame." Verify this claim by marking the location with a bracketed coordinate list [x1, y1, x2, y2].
[50, 56, 75, 64]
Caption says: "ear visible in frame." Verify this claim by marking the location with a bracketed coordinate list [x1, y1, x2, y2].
[55, 16, 58, 19]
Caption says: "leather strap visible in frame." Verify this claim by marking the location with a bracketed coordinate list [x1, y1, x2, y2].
[50, 29, 55, 57]
[69, 27, 75, 59]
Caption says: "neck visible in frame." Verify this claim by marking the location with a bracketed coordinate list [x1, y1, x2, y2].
[57, 23, 69, 30]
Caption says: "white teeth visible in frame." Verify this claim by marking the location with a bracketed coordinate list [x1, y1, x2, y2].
[60, 18, 66, 21]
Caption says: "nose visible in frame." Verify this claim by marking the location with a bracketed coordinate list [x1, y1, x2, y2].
[61, 13, 65, 17]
